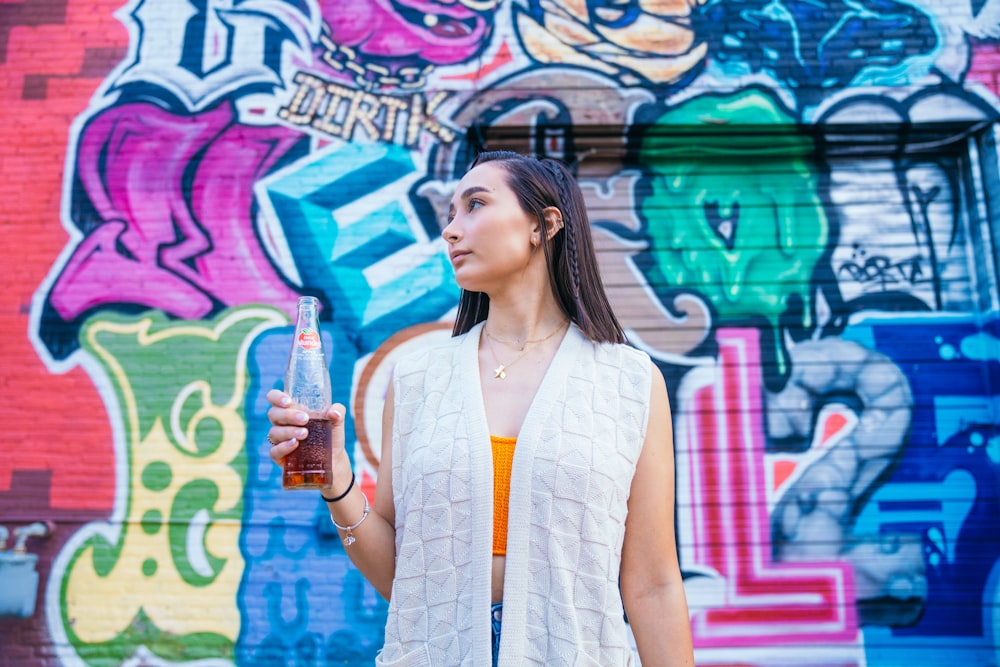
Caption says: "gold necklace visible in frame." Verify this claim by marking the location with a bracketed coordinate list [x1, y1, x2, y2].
[484, 321, 567, 380]
[484, 320, 567, 351]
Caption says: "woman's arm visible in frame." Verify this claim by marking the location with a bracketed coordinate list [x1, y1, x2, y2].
[266, 385, 398, 600]
[619, 362, 694, 667]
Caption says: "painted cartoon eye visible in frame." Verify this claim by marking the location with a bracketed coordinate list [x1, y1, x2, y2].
[392, 1, 486, 36]
[703, 200, 740, 250]
[588, 0, 641, 29]
[459, 0, 501, 12]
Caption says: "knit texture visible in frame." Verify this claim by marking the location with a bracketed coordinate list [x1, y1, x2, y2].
[378, 323, 651, 667]
[491, 436, 516, 555]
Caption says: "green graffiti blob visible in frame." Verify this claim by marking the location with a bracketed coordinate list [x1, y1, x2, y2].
[56, 306, 286, 666]
[639, 90, 828, 376]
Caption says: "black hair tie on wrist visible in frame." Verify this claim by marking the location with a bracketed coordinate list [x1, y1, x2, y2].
[321, 472, 355, 503]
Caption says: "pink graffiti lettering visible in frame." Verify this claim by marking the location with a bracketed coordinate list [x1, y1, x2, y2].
[676, 329, 859, 647]
[47, 102, 302, 326]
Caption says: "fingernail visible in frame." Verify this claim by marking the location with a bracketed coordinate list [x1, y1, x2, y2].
[279, 395, 291, 407]
[296, 412, 309, 424]
[296, 428, 308, 439]
[331, 409, 343, 420]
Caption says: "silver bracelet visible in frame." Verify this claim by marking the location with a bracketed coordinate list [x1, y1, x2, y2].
[330, 492, 370, 547]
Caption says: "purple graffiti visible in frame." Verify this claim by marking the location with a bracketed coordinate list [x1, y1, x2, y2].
[39, 102, 305, 359]
[320, 0, 498, 87]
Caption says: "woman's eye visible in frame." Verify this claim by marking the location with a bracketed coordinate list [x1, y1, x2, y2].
[468, 199, 483, 211]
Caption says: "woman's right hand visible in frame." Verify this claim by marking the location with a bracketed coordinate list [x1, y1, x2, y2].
[265, 389, 347, 468]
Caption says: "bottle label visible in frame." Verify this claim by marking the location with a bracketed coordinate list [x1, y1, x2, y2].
[297, 328, 321, 350]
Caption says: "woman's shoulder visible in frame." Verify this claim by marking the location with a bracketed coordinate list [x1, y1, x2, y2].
[592, 336, 652, 369]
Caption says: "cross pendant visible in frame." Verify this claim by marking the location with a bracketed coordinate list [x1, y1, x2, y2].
[494, 364, 507, 380]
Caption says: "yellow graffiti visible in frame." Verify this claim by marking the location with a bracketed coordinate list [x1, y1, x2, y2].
[62, 307, 286, 647]
[515, 0, 708, 85]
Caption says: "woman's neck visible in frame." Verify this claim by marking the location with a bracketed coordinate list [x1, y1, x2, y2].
[483, 296, 567, 345]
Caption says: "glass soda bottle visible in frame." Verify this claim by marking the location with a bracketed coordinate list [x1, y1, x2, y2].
[282, 296, 333, 490]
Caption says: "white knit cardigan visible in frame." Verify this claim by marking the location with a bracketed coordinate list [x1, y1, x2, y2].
[376, 322, 652, 667]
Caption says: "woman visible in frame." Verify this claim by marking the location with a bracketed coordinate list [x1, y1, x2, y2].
[266, 151, 694, 666]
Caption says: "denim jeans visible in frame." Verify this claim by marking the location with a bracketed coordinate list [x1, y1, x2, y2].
[491, 603, 503, 667]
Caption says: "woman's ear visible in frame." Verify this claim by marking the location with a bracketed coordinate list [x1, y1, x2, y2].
[542, 207, 564, 240]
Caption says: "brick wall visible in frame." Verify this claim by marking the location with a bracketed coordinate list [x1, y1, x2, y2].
[1, 0, 998, 665]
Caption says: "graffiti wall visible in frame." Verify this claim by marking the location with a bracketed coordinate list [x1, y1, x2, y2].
[2, 0, 999, 664]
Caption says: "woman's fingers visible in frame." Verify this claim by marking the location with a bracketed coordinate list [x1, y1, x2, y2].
[267, 402, 311, 427]
[266, 394, 348, 467]
[268, 422, 309, 444]
[266, 389, 308, 466]
[326, 403, 347, 424]
[266, 389, 291, 408]
[268, 438, 299, 465]
[265, 389, 306, 432]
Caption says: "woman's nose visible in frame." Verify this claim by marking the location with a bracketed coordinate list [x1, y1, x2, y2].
[442, 219, 460, 242]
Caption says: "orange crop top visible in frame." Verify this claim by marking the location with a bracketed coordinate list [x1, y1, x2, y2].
[491, 435, 516, 556]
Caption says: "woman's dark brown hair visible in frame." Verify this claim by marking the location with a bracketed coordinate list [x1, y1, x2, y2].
[451, 150, 626, 344]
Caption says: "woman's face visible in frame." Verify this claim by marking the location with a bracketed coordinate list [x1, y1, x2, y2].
[443, 162, 539, 293]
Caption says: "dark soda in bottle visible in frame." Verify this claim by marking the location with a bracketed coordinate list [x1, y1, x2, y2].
[282, 296, 333, 489]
